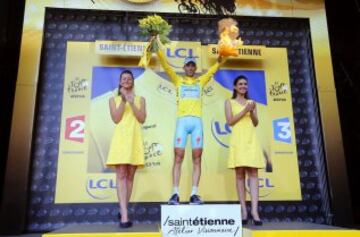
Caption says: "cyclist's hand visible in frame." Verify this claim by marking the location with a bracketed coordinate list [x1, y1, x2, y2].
[217, 55, 227, 63]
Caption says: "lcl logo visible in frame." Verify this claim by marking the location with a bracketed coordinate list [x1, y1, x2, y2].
[211, 119, 232, 148]
[166, 48, 199, 59]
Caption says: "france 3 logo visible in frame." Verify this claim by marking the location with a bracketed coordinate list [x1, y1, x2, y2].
[272, 117, 291, 144]
[65, 115, 85, 143]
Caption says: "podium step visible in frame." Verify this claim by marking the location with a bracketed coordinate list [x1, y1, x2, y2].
[42, 223, 161, 237]
[243, 222, 359, 237]
[41, 222, 359, 237]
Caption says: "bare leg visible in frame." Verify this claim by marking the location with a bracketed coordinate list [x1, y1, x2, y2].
[126, 165, 137, 203]
[192, 148, 203, 187]
[247, 168, 261, 221]
[115, 165, 128, 222]
[172, 148, 185, 187]
[235, 167, 247, 220]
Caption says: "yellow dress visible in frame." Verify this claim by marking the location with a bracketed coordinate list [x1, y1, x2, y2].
[106, 96, 144, 167]
[227, 99, 265, 169]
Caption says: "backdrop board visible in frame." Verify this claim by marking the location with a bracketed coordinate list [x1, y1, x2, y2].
[25, 9, 330, 231]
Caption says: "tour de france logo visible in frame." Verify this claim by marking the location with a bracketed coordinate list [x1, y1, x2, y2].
[89, 0, 236, 15]
[125, 0, 155, 3]
[90, 0, 155, 3]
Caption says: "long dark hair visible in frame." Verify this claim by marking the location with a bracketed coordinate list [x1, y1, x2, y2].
[231, 75, 249, 99]
[118, 69, 134, 95]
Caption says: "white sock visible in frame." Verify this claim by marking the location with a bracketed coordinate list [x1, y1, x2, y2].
[191, 186, 198, 196]
[172, 187, 179, 195]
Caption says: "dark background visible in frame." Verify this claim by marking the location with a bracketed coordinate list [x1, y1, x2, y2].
[0, 0, 359, 230]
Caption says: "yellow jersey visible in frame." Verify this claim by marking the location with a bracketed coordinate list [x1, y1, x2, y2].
[157, 50, 221, 118]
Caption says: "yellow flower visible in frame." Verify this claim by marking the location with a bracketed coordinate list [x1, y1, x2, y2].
[138, 14, 171, 42]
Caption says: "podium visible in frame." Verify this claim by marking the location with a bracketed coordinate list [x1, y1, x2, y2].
[41, 222, 359, 237]
[42, 223, 161, 237]
[41, 205, 359, 237]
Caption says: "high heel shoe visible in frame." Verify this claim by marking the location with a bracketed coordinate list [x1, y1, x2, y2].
[119, 220, 133, 228]
[252, 219, 262, 226]
[241, 213, 248, 225]
[250, 214, 262, 226]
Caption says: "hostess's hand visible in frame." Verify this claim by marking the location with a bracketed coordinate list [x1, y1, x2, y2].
[244, 100, 254, 112]
[126, 92, 135, 105]
[120, 88, 127, 102]
[248, 100, 256, 112]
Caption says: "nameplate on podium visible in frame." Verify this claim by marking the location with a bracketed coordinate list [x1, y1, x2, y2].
[161, 204, 241, 237]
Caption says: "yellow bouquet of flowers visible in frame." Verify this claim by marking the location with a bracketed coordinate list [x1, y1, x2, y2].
[138, 15, 172, 67]
[217, 18, 243, 57]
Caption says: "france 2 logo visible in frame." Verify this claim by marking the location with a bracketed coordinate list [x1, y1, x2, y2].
[273, 117, 291, 144]
[65, 115, 85, 143]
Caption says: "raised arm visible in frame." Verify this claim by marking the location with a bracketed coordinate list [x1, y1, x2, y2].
[109, 97, 126, 124]
[225, 99, 251, 126]
[156, 49, 180, 85]
[199, 56, 226, 86]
